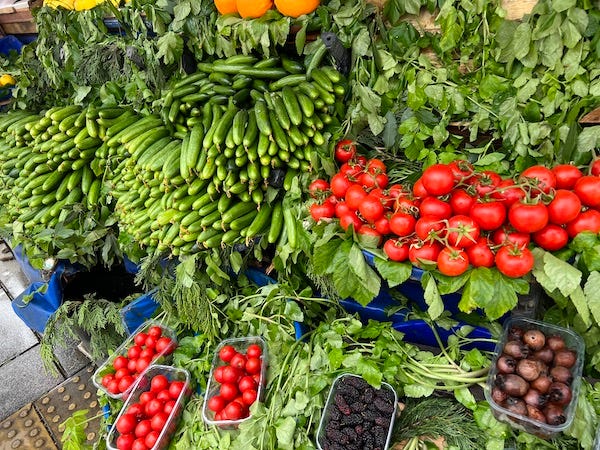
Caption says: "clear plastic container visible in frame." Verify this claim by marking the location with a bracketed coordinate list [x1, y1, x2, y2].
[594, 424, 600, 450]
[316, 373, 398, 450]
[106, 365, 191, 450]
[202, 336, 268, 429]
[92, 320, 178, 400]
[484, 317, 585, 438]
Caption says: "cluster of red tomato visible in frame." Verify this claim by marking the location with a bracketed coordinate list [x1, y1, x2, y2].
[206, 343, 264, 422]
[101, 326, 176, 396]
[309, 140, 600, 278]
[114, 374, 186, 450]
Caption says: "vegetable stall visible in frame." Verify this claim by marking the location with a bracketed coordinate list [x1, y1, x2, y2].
[0, 0, 599, 448]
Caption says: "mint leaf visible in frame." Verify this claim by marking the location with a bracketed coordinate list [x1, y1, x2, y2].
[585, 271, 600, 325]
[422, 273, 444, 320]
[543, 251, 582, 297]
[374, 257, 411, 288]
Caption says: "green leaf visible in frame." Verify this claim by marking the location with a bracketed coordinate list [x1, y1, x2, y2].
[356, 358, 382, 388]
[328, 348, 344, 370]
[552, 0, 576, 12]
[156, 32, 184, 65]
[584, 272, 600, 325]
[513, 23, 532, 59]
[459, 268, 495, 314]
[422, 273, 444, 320]
[274, 416, 296, 450]
[570, 286, 591, 327]
[543, 251, 582, 297]
[582, 246, 600, 271]
[313, 239, 343, 275]
[374, 257, 412, 288]
[347, 244, 381, 306]
[570, 232, 599, 251]
[454, 387, 477, 411]
[487, 274, 519, 320]
[404, 383, 435, 398]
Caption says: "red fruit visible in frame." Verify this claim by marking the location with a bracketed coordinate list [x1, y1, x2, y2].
[566, 210, 600, 237]
[470, 201, 506, 231]
[330, 173, 353, 198]
[131, 438, 148, 450]
[116, 433, 135, 450]
[409, 241, 442, 267]
[150, 412, 168, 431]
[242, 389, 258, 406]
[419, 196, 452, 219]
[495, 245, 534, 278]
[345, 185, 368, 210]
[334, 139, 357, 163]
[437, 247, 470, 277]
[446, 215, 480, 248]
[357, 226, 383, 246]
[168, 381, 185, 400]
[491, 179, 526, 207]
[471, 171, 502, 197]
[136, 357, 152, 374]
[163, 400, 176, 415]
[246, 344, 262, 358]
[118, 376, 135, 394]
[533, 225, 569, 251]
[374, 216, 391, 235]
[230, 353, 247, 370]
[310, 201, 335, 222]
[102, 374, 115, 388]
[520, 165, 556, 194]
[134, 333, 148, 347]
[156, 390, 171, 403]
[389, 212, 416, 237]
[449, 189, 476, 215]
[127, 359, 138, 373]
[155, 336, 175, 355]
[107, 379, 121, 395]
[308, 179, 330, 198]
[591, 160, 600, 176]
[553, 164, 583, 189]
[144, 336, 157, 350]
[220, 382, 239, 401]
[208, 395, 227, 413]
[448, 159, 474, 181]
[415, 215, 445, 241]
[115, 368, 130, 380]
[547, 190, 581, 225]
[116, 413, 137, 435]
[383, 238, 410, 262]
[127, 403, 145, 419]
[127, 346, 142, 360]
[147, 326, 163, 339]
[134, 419, 152, 439]
[334, 200, 351, 218]
[466, 239, 495, 268]
[491, 228, 530, 249]
[508, 201, 549, 233]
[358, 195, 385, 222]
[238, 375, 257, 393]
[574, 176, 600, 207]
[144, 430, 160, 449]
[387, 184, 407, 199]
[224, 401, 245, 421]
[219, 345, 237, 363]
[412, 178, 429, 198]
[139, 391, 155, 405]
[339, 212, 363, 231]
[221, 366, 240, 384]
[139, 348, 155, 360]
[113, 355, 129, 371]
[421, 164, 455, 196]
[151, 375, 169, 393]
[144, 398, 164, 417]
[213, 366, 225, 384]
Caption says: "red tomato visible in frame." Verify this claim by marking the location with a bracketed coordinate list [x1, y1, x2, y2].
[242, 389, 258, 406]
[107, 379, 121, 395]
[156, 390, 171, 403]
[449, 189, 476, 215]
[412, 178, 429, 198]
[117, 413, 138, 435]
[334, 201, 351, 218]
[102, 374, 115, 388]
[471, 171, 502, 197]
[116, 433, 135, 450]
[144, 398, 164, 417]
[139, 348, 155, 360]
[127, 403, 145, 419]
[374, 216, 391, 235]
[533, 225, 569, 251]
[150, 375, 169, 393]
[251, 373, 261, 384]
[310, 202, 335, 222]
[244, 355, 262, 374]
[520, 165, 556, 194]
[566, 210, 600, 237]
[330, 173, 353, 198]
[134, 420, 152, 439]
[224, 401, 245, 421]
[495, 246, 534, 278]
[470, 201, 507, 231]
[139, 391, 155, 405]
[358, 195, 385, 222]
[415, 215, 445, 241]
[345, 185, 368, 210]
[369, 188, 394, 209]
[118, 376, 135, 394]
[213, 366, 225, 383]
[409, 241, 442, 267]
[448, 159, 474, 182]
[491, 227, 530, 248]
[168, 381, 185, 400]
[136, 357, 152, 374]
[395, 196, 417, 214]
[208, 395, 226, 413]
[446, 215, 480, 248]
[127, 346, 142, 360]
[387, 184, 407, 199]
[221, 366, 241, 383]
[437, 247, 469, 276]
[114, 355, 129, 371]
[220, 382, 239, 401]
[230, 353, 247, 370]
[308, 179, 330, 198]
[548, 190, 581, 224]
[127, 359, 138, 373]
[144, 336, 157, 350]
[339, 212, 363, 231]
[219, 345, 237, 363]
[155, 336, 175, 355]
[383, 238, 410, 262]
[214, 411, 224, 422]
[574, 176, 600, 207]
[163, 400, 176, 415]
[355, 155, 367, 167]
[553, 164, 583, 189]
[131, 438, 148, 450]
[591, 160, 600, 176]
[466, 239, 495, 268]
[134, 333, 148, 347]
[150, 412, 168, 432]
[421, 164, 455, 196]
[491, 179, 526, 207]
[115, 368, 130, 380]
[366, 158, 386, 174]
[419, 197, 452, 219]
[389, 212, 417, 237]
[238, 376, 258, 392]
[508, 201, 549, 233]
[147, 326, 163, 339]
[335, 139, 357, 163]
[339, 162, 362, 179]
[144, 431, 160, 449]
[246, 344, 262, 358]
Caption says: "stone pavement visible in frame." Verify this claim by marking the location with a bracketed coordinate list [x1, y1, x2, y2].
[0, 243, 101, 449]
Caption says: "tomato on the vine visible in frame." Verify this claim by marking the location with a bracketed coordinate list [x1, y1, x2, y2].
[520, 165, 556, 194]
[533, 224, 569, 251]
[308, 179, 330, 198]
[369, 188, 394, 209]
[339, 162, 362, 179]
[412, 178, 429, 198]
[408, 241, 442, 267]
[366, 158, 386, 174]
[345, 185, 368, 210]
[491, 227, 530, 249]
[415, 215, 445, 241]
[470, 200, 506, 231]
[419, 197, 452, 219]
[508, 201, 549, 233]
[358, 172, 389, 189]
[339, 212, 363, 231]
[466, 238, 495, 268]
[389, 212, 417, 237]
[495, 245, 534, 278]
[334, 139, 357, 163]
[383, 239, 410, 261]
[357, 195, 384, 222]
[330, 173, 353, 198]
[470, 171, 501, 197]
[566, 210, 600, 237]
[491, 179, 526, 207]
[310, 201, 335, 222]
[553, 164, 583, 189]
[448, 160, 474, 182]
[547, 190, 581, 225]
[449, 189, 476, 215]
[446, 215, 480, 248]
[437, 247, 469, 276]
[591, 160, 600, 177]
[574, 176, 600, 207]
[387, 184, 407, 199]
[334, 201, 351, 218]
[421, 164, 455, 196]
[374, 216, 391, 235]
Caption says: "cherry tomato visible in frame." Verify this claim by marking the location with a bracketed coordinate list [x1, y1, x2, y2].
[437, 247, 470, 276]
[471, 171, 501, 197]
[419, 197, 452, 219]
[553, 164, 583, 189]
[144, 336, 157, 350]
[238, 376, 257, 393]
[495, 245, 534, 278]
[308, 179, 330, 198]
[374, 216, 391, 235]
[115, 368, 130, 380]
[470, 201, 507, 231]
[127, 359, 138, 373]
[150, 375, 169, 393]
[139, 391, 155, 405]
[144, 398, 164, 417]
[420, 164, 455, 196]
[520, 165, 557, 194]
[230, 353, 247, 370]
[415, 215, 445, 241]
[466, 238, 495, 268]
[139, 348, 155, 360]
[144, 431, 160, 449]
[156, 390, 171, 402]
[116, 433, 135, 450]
[491, 227, 530, 248]
[357, 226, 383, 246]
[383, 239, 410, 262]
[412, 178, 429, 198]
[208, 395, 226, 413]
[242, 389, 258, 406]
[310, 201, 335, 222]
[566, 210, 600, 237]
[155, 336, 175, 355]
[335, 139, 357, 163]
[220, 382, 239, 401]
[387, 184, 407, 199]
[366, 158, 386, 174]
[150, 412, 168, 432]
[163, 400, 176, 415]
[533, 224, 569, 251]
[358, 195, 385, 222]
[147, 326, 163, 339]
[491, 179, 526, 207]
[221, 366, 241, 384]
[369, 188, 394, 209]
[389, 212, 416, 237]
[449, 189, 476, 215]
[134, 420, 152, 439]
[446, 215, 480, 248]
[113, 355, 129, 371]
[131, 438, 148, 450]
[448, 159, 474, 182]
[107, 379, 120, 395]
[395, 196, 417, 214]
[334, 200, 351, 218]
[126, 403, 145, 419]
[339, 212, 363, 231]
[102, 374, 115, 388]
[118, 376, 135, 394]
[117, 413, 138, 435]
[136, 357, 152, 374]
[127, 346, 142, 360]
[168, 381, 185, 400]
[134, 333, 148, 347]
[591, 160, 600, 176]
[345, 185, 368, 210]
[339, 162, 362, 179]
[547, 190, 581, 225]
[574, 176, 600, 207]
[246, 344, 262, 358]
[330, 173, 353, 199]
[224, 401, 245, 421]
[409, 241, 442, 267]
[219, 345, 237, 363]
[508, 201, 549, 233]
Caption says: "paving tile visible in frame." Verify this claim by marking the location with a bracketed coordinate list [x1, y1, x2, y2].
[0, 403, 58, 450]
[35, 365, 101, 448]
[0, 255, 30, 299]
[0, 346, 64, 422]
[51, 337, 92, 378]
[0, 291, 38, 366]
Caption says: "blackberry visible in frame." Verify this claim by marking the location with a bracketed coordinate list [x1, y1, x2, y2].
[334, 393, 351, 415]
[342, 426, 358, 442]
[374, 397, 394, 415]
[350, 401, 366, 413]
[329, 407, 341, 421]
[341, 414, 363, 426]
[374, 415, 390, 427]
[373, 425, 388, 446]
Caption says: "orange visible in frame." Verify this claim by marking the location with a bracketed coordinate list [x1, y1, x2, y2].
[236, 0, 273, 19]
[214, 0, 238, 14]
[274, 0, 319, 18]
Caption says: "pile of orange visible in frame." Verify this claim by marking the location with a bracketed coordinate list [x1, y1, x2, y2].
[214, 0, 319, 19]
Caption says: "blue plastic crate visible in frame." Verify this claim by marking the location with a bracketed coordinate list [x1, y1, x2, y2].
[0, 35, 22, 57]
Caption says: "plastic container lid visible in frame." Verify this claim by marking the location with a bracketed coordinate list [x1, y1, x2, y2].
[484, 317, 585, 438]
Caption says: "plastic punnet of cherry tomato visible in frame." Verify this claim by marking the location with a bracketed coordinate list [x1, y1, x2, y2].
[97, 324, 177, 398]
[112, 368, 188, 450]
[203, 338, 266, 425]
[308, 141, 600, 279]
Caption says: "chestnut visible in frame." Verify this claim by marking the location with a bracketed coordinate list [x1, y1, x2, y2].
[554, 349, 577, 369]
[550, 366, 573, 384]
[496, 355, 517, 374]
[546, 335, 566, 352]
[523, 388, 547, 408]
[531, 375, 552, 394]
[523, 329, 545, 351]
[516, 359, 542, 381]
[503, 340, 529, 359]
[495, 373, 529, 397]
[548, 382, 572, 406]
[533, 347, 554, 365]
[544, 404, 566, 426]
[526, 405, 547, 423]
[503, 397, 527, 416]
[492, 387, 508, 404]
